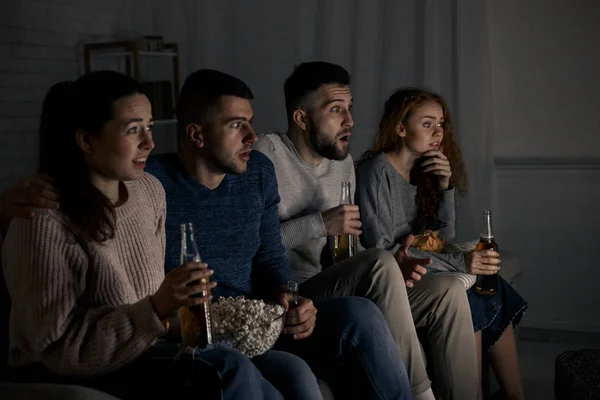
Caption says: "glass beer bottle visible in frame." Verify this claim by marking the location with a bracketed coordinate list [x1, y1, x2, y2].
[334, 181, 358, 263]
[287, 280, 299, 309]
[179, 222, 214, 348]
[474, 210, 499, 295]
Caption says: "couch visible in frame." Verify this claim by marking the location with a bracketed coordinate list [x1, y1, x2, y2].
[0, 252, 523, 400]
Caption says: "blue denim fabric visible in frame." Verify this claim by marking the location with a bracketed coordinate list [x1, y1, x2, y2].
[253, 350, 323, 400]
[275, 296, 413, 400]
[9, 343, 283, 400]
[467, 276, 528, 351]
[147, 343, 283, 400]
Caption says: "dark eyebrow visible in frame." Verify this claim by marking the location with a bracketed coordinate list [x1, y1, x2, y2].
[224, 116, 253, 123]
[421, 115, 443, 120]
[123, 118, 146, 125]
[324, 98, 353, 106]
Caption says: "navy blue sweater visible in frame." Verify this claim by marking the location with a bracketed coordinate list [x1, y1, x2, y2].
[146, 151, 291, 299]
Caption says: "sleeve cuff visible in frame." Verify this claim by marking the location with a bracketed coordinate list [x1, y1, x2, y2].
[390, 242, 402, 256]
[443, 187, 456, 197]
[134, 296, 170, 341]
[310, 212, 327, 239]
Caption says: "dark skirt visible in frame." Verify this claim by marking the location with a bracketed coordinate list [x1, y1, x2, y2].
[467, 276, 528, 351]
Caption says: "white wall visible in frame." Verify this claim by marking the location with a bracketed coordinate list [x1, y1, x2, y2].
[0, 0, 156, 193]
[488, 0, 600, 332]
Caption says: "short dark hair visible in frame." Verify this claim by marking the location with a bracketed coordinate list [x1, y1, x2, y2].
[39, 71, 144, 242]
[176, 69, 254, 141]
[283, 61, 350, 125]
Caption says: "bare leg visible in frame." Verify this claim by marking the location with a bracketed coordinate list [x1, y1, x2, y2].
[488, 325, 525, 399]
[475, 331, 483, 400]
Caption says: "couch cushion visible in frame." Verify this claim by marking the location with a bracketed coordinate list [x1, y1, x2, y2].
[497, 250, 523, 284]
[0, 382, 120, 400]
[318, 378, 335, 400]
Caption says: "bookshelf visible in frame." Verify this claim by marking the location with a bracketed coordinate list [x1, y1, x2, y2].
[83, 40, 180, 153]
[83, 40, 180, 121]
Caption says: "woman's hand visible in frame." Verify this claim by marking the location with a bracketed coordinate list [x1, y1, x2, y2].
[150, 262, 216, 320]
[464, 250, 501, 275]
[422, 150, 452, 190]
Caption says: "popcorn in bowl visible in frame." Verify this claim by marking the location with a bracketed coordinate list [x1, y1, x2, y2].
[212, 296, 285, 358]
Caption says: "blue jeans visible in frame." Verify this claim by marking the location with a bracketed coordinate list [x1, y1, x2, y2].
[143, 342, 283, 400]
[275, 296, 412, 400]
[9, 343, 283, 400]
[253, 350, 323, 400]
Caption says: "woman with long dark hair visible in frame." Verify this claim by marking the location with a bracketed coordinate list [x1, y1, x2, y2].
[356, 87, 528, 400]
[1, 71, 281, 399]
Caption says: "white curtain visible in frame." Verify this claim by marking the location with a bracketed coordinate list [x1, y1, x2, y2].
[153, 0, 494, 240]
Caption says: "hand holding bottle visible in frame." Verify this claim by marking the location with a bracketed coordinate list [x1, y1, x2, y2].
[279, 295, 317, 340]
[150, 262, 216, 320]
[321, 204, 362, 236]
[474, 210, 500, 295]
[464, 250, 501, 275]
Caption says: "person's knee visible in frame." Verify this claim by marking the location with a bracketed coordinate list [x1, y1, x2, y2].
[277, 354, 317, 387]
[334, 297, 397, 349]
[259, 351, 315, 381]
[443, 277, 469, 305]
[214, 347, 260, 378]
[359, 248, 403, 280]
[361, 248, 396, 265]
[426, 275, 470, 313]
[335, 296, 385, 326]
[254, 351, 319, 398]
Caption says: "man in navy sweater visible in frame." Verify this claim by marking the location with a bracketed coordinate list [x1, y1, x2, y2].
[1, 69, 412, 400]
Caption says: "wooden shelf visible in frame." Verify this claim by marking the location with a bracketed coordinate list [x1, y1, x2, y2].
[83, 40, 180, 97]
[91, 51, 178, 59]
[83, 40, 180, 121]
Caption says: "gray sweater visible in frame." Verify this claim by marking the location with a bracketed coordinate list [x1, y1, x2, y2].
[355, 152, 468, 275]
[253, 132, 355, 283]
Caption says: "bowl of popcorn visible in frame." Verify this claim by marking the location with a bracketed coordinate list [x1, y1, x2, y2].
[212, 296, 285, 359]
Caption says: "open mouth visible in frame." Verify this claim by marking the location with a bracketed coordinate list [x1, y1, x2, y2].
[339, 133, 351, 143]
[239, 150, 251, 161]
[133, 158, 147, 168]
[430, 141, 441, 148]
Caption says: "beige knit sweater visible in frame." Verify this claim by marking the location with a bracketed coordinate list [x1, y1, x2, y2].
[1, 173, 167, 376]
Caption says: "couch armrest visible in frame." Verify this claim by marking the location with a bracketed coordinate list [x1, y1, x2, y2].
[497, 250, 523, 284]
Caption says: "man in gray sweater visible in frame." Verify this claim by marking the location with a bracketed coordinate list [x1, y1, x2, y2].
[254, 62, 479, 400]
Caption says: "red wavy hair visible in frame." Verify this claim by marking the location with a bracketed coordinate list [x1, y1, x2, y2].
[359, 87, 468, 234]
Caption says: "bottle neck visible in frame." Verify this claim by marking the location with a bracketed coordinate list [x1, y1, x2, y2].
[181, 223, 201, 264]
[339, 182, 352, 205]
[481, 211, 494, 239]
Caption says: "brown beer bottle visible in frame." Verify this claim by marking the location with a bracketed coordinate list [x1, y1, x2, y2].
[180, 222, 214, 348]
[474, 210, 499, 295]
[333, 182, 358, 263]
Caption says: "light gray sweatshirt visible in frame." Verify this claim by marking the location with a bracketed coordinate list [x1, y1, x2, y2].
[253, 132, 355, 283]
